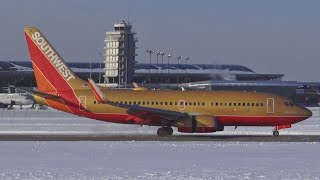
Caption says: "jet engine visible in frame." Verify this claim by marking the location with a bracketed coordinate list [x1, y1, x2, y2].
[175, 115, 224, 133]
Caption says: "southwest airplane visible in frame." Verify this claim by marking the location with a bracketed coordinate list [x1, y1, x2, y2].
[24, 26, 312, 136]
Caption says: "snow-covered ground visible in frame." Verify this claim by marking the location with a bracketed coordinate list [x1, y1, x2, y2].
[0, 141, 319, 179]
[0, 107, 319, 179]
[0, 107, 319, 136]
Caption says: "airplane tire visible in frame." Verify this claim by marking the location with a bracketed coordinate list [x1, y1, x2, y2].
[157, 127, 173, 136]
[165, 127, 174, 135]
[273, 130, 279, 137]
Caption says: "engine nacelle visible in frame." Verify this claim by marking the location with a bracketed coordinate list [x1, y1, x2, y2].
[175, 115, 224, 133]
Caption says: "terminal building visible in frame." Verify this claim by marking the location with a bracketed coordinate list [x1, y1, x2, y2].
[0, 61, 283, 87]
[0, 60, 318, 107]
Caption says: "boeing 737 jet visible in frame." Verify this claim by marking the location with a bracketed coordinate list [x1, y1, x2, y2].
[24, 26, 312, 136]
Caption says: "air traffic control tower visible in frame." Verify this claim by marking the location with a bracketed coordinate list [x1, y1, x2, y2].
[104, 20, 137, 87]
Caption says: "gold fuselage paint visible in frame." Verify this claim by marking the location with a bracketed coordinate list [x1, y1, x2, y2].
[61, 88, 309, 118]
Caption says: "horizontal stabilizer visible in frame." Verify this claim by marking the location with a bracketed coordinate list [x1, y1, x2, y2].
[10, 86, 60, 100]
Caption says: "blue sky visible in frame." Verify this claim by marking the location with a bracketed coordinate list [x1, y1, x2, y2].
[0, 0, 320, 81]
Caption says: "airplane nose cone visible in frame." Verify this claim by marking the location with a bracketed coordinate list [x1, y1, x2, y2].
[303, 108, 312, 118]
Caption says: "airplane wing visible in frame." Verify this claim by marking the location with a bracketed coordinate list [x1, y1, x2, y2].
[116, 103, 188, 121]
[88, 79, 188, 121]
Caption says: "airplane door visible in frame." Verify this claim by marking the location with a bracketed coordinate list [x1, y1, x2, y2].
[178, 100, 185, 111]
[267, 98, 274, 114]
[79, 96, 86, 111]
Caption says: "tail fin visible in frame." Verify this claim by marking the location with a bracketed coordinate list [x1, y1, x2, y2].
[24, 26, 86, 95]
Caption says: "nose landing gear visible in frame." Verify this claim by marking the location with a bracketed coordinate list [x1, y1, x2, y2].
[272, 130, 279, 137]
[272, 124, 292, 137]
[157, 127, 173, 136]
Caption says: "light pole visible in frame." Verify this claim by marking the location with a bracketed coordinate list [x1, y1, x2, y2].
[89, 56, 92, 79]
[185, 57, 190, 84]
[167, 54, 172, 83]
[97, 49, 104, 84]
[160, 52, 165, 84]
[146, 50, 155, 84]
[156, 52, 161, 84]
[177, 56, 181, 86]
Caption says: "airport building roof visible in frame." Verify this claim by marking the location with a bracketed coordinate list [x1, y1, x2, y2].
[0, 61, 255, 73]
[0, 60, 284, 84]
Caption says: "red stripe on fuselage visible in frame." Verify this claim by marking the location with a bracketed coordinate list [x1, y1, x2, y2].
[217, 115, 308, 126]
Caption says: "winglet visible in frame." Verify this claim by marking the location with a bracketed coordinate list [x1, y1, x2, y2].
[88, 79, 107, 103]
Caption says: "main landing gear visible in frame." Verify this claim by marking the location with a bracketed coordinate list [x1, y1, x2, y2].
[157, 127, 173, 137]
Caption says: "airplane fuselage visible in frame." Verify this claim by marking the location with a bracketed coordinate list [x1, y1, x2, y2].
[34, 89, 311, 127]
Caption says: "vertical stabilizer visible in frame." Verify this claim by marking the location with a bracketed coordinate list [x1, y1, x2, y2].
[24, 26, 86, 95]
